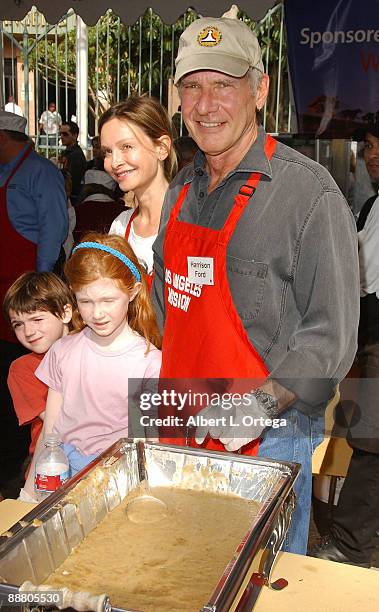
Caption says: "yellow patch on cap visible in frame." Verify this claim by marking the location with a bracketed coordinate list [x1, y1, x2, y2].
[197, 26, 222, 47]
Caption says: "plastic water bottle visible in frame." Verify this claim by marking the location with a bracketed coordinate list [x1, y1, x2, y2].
[34, 433, 70, 501]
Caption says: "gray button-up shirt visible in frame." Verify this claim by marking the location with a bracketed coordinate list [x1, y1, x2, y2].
[152, 128, 360, 413]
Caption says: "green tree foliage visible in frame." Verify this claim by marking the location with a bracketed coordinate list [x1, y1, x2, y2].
[29, 8, 198, 121]
[27, 5, 288, 131]
[242, 5, 289, 132]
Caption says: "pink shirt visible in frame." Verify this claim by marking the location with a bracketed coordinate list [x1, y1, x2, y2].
[36, 328, 161, 455]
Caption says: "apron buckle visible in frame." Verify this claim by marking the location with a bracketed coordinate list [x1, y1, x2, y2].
[239, 184, 256, 197]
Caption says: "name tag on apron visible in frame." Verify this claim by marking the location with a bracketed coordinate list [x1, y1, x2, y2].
[187, 256, 214, 285]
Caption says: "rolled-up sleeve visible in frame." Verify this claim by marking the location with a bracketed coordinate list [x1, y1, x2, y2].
[272, 191, 360, 409]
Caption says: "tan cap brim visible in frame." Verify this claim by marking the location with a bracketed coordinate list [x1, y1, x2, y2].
[174, 53, 252, 84]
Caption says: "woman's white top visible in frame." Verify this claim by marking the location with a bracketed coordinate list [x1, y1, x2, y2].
[109, 209, 157, 274]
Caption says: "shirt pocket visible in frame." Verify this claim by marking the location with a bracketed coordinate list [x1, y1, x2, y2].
[226, 256, 268, 322]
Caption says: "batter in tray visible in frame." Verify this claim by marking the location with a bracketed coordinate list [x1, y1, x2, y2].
[47, 486, 259, 611]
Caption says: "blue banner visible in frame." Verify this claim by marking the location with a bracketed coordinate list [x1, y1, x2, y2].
[284, 0, 379, 138]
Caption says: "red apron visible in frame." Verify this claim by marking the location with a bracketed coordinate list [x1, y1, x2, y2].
[124, 208, 153, 290]
[0, 146, 37, 342]
[159, 135, 277, 455]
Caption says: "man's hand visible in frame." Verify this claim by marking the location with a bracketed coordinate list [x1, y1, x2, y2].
[195, 391, 279, 452]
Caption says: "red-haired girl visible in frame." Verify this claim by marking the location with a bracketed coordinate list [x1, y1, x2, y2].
[23, 233, 161, 497]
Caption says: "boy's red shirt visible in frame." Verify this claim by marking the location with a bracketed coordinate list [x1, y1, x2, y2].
[8, 352, 46, 454]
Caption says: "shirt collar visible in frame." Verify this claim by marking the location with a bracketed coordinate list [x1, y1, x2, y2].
[189, 126, 274, 186]
[0, 143, 30, 174]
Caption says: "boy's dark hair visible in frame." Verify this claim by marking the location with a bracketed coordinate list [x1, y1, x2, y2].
[3, 272, 75, 325]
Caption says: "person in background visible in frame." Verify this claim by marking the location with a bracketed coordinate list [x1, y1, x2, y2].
[60, 121, 87, 204]
[73, 169, 125, 243]
[61, 169, 76, 261]
[152, 15, 360, 555]
[22, 233, 161, 499]
[174, 135, 199, 171]
[3, 272, 74, 501]
[350, 144, 376, 218]
[311, 122, 379, 568]
[4, 95, 23, 117]
[100, 96, 177, 288]
[39, 102, 62, 147]
[0, 110, 68, 328]
[86, 136, 104, 171]
[0, 111, 68, 496]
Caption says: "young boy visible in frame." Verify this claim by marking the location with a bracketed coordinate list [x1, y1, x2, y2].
[3, 272, 74, 499]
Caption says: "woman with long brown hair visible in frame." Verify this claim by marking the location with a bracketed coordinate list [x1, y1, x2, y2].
[99, 96, 177, 288]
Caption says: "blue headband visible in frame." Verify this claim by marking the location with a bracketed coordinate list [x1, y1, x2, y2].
[72, 241, 141, 282]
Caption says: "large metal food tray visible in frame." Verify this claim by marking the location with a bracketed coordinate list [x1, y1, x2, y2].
[0, 440, 299, 611]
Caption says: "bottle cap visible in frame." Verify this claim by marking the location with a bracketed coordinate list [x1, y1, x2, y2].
[44, 432, 61, 446]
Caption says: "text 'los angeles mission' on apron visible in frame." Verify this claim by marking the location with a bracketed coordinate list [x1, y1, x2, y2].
[0, 146, 37, 342]
[159, 135, 277, 456]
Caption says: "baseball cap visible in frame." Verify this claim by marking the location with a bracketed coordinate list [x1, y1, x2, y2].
[0, 110, 27, 133]
[174, 17, 264, 84]
[353, 121, 379, 141]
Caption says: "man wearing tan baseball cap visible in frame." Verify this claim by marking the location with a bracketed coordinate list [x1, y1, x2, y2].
[174, 16, 264, 84]
[152, 15, 359, 556]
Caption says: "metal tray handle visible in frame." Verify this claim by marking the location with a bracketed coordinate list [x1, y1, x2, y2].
[260, 489, 296, 588]
[19, 581, 111, 612]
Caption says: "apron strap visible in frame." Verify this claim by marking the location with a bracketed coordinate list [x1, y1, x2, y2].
[167, 135, 277, 232]
[124, 207, 139, 240]
[1, 145, 33, 189]
[167, 183, 191, 225]
[124, 206, 154, 287]
[220, 134, 277, 244]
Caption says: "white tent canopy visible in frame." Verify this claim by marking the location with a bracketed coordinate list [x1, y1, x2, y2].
[0, 0, 277, 25]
